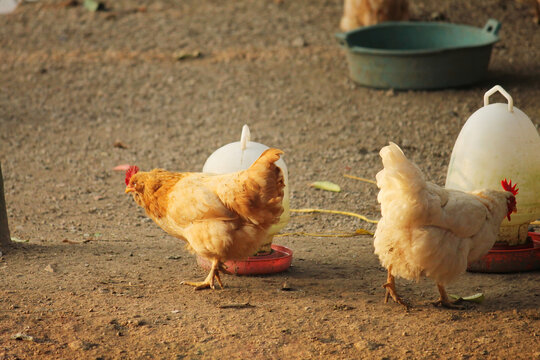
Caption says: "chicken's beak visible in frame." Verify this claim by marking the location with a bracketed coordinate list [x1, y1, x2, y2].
[125, 186, 135, 194]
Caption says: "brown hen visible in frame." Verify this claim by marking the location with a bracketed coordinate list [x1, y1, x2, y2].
[125, 148, 285, 290]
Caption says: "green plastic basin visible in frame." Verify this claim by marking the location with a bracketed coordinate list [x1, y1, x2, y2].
[336, 19, 501, 90]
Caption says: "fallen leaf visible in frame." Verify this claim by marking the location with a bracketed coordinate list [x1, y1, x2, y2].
[83, 0, 105, 11]
[309, 181, 341, 192]
[44, 264, 55, 273]
[11, 237, 28, 243]
[113, 140, 128, 149]
[450, 293, 485, 303]
[173, 50, 202, 61]
[11, 333, 34, 341]
[113, 164, 131, 171]
[62, 239, 81, 244]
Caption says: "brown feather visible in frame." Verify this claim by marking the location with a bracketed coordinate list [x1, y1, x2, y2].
[212, 148, 285, 227]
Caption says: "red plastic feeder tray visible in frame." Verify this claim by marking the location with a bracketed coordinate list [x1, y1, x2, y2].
[467, 232, 540, 273]
[197, 244, 293, 275]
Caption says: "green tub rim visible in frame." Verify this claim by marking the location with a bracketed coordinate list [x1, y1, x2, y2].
[336, 19, 501, 56]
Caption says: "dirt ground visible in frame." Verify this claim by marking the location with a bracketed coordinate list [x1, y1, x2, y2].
[1, 0, 539, 359]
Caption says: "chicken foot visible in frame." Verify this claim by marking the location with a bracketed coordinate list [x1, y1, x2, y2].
[382, 268, 409, 309]
[433, 284, 464, 309]
[181, 258, 224, 290]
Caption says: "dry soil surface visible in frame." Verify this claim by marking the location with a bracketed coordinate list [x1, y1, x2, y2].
[1, 0, 539, 359]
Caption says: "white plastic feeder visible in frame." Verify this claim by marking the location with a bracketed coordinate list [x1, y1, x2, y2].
[203, 125, 290, 254]
[446, 85, 540, 245]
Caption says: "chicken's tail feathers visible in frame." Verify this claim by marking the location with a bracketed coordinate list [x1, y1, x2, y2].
[376, 142, 433, 224]
[251, 148, 284, 168]
[379, 142, 407, 169]
[247, 148, 285, 197]
[229, 148, 285, 227]
[376, 142, 425, 188]
[248, 148, 285, 189]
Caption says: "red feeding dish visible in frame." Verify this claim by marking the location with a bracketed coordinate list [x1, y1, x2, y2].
[197, 244, 293, 275]
[467, 232, 540, 273]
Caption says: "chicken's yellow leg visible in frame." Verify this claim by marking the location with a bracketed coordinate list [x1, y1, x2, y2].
[433, 283, 464, 309]
[181, 258, 224, 290]
[382, 267, 409, 309]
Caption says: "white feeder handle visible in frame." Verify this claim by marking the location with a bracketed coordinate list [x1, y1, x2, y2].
[240, 124, 251, 151]
[484, 85, 513, 113]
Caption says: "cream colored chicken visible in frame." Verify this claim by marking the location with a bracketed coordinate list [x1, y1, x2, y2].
[374, 143, 518, 308]
[125, 149, 285, 290]
[340, 0, 409, 31]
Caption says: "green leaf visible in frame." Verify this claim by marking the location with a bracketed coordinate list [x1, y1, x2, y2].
[11, 237, 28, 243]
[449, 293, 485, 303]
[173, 50, 202, 61]
[310, 181, 341, 192]
[83, 0, 103, 12]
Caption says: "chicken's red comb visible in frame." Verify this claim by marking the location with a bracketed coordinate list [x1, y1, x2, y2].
[125, 165, 139, 186]
[501, 179, 518, 195]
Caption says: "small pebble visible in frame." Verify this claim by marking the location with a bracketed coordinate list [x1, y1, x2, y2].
[292, 37, 306, 47]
